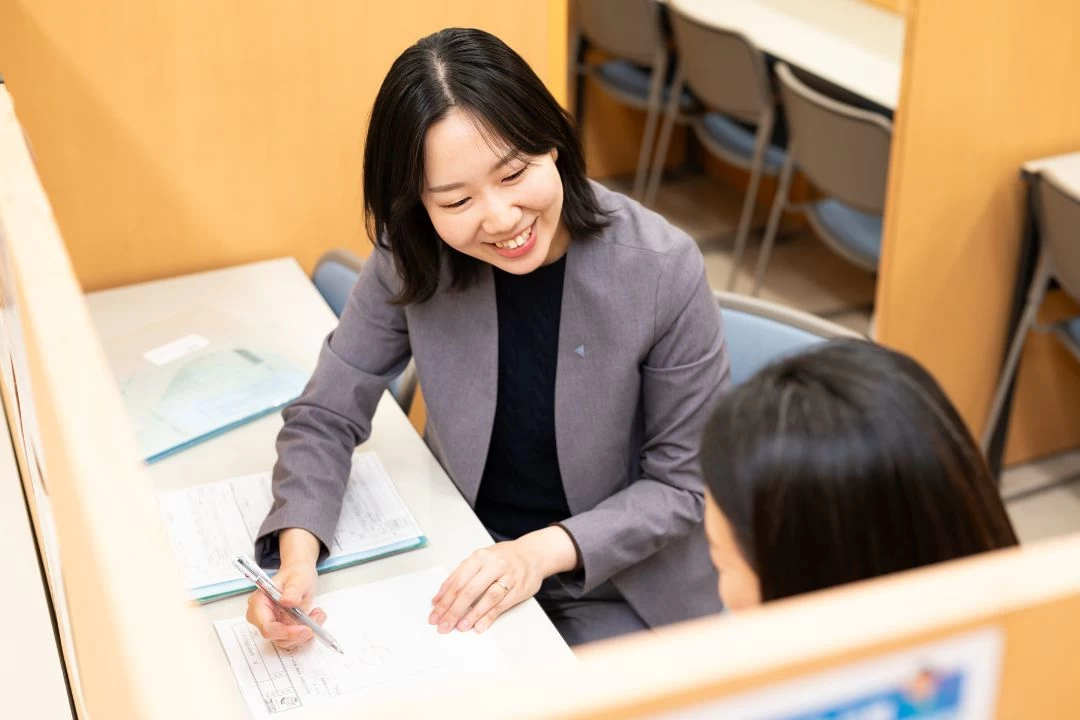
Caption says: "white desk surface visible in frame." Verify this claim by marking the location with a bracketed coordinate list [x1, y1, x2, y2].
[85, 258, 572, 688]
[1, 407, 73, 717]
[1022, 150, 1080, 191]
[669, 0, 904, 110]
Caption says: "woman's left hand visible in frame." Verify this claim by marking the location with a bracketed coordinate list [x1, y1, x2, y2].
[429, 526, 578, 634]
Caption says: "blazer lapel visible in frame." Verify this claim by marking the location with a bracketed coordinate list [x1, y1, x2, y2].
[413, 260, 498, 506]
[554, 239, 629, 513]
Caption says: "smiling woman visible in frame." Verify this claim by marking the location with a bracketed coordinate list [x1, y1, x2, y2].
[246, 27, 731, 649]
[362, 28, 611, 304]
[419, 110, 570, 272]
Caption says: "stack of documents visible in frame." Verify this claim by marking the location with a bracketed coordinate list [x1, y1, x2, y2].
[157, 451, 427, 601]
[214, 568, 507, 718]
[106, 306, 309, 462]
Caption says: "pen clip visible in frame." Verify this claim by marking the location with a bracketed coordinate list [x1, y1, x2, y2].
[234, 554, 268, 580]
[232, 555, 282, 602]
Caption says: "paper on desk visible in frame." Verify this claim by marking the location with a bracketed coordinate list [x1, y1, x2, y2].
[157, 451, 426, 601]
[214, 567, 508, 718]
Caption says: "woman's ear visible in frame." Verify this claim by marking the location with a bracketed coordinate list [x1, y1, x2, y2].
[550, 148, 559, 164]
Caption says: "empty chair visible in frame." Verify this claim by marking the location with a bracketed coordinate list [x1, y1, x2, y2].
[749, 62, 892, 296]
[715, 290, 863, 385]
[571, 0, 693, 198]
[646, 5, 787, 291]
[982, 169, 1080, 452]
[311, 248, 418, 414]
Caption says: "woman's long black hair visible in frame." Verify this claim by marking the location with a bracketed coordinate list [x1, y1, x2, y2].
[702, 339, 1019, 602]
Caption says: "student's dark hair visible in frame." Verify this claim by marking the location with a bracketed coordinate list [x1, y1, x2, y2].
[702, 339, 1018, 603]
[363, 28, 609, 304]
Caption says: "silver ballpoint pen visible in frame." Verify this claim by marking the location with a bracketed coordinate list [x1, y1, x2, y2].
[233, 554, 345, 654]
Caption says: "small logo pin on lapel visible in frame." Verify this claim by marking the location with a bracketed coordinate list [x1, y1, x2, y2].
[575, 345, 586, 357]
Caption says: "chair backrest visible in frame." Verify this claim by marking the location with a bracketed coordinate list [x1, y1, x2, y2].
[311, 248, 418, 412]
[716, 291, 863, 385]
[776, 62, 893, 214]
[668, 5, 773, 124]
[575, 0, 662, 66]
[1038, 169, 1080, 304]
[312, 248, 364, 316]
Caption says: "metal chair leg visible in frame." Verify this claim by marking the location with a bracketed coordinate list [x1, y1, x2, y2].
[727, 110, 774, 292]
[644, 62, 685, 207]
[570, 29, 587, 130]
[980, 247, 1052, 453]
[633, 49, 668, 199]
[751, 142, 797, 296]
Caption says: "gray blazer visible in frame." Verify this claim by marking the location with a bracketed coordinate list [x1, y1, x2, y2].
[258, 182, 730, 628]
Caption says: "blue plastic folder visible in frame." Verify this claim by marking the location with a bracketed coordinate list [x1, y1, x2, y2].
[197, 536, 428, 603]
[131, 347, 307, 462]
[108, 308, 310, 462]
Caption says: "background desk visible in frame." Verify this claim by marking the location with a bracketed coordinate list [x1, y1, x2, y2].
[985, 151, 1080, 469]
[85, 258, 572, 704]
[669, 0, 903, 110]
[1, 404, 73, 717]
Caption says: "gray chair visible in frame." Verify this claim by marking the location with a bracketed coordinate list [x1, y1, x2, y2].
[311, 248, 418, 414]
[749, 62, 892, 296]
[982, 169, 1080, 452]
[571, 0, 694, 198]
[647, 6, 788, 291]
[716, 291, 863, 385]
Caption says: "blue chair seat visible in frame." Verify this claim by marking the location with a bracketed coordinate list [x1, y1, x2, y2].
[699, 112, 787, 173]
[594, 59, 699, 114]
[807, 199, 883, 268]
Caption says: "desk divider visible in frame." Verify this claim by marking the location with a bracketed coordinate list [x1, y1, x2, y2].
[0, 85, 240, 719]
[350, 533, 1080, 719]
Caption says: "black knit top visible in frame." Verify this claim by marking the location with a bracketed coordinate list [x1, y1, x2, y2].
[474, 256, 572, 539]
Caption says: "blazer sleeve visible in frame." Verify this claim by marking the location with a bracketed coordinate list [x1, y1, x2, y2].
[255, 248, 412, 566]
[557, 240, 730, 594]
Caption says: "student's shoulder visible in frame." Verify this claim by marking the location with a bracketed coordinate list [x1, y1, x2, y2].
[588, 180, 704, 273]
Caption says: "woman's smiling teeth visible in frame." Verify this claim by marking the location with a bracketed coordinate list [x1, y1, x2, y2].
[495, 225, 531, 249]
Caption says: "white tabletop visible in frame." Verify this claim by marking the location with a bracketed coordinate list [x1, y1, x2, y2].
[669, 0, 904, 110]
[1, 406, 73, 717]
[1022, 150, 1080, 193]
[85, 258, 572, 684]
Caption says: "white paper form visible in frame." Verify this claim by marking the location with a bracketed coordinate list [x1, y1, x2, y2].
[157, 451, 426, 601]
[214, 567, 508, 718]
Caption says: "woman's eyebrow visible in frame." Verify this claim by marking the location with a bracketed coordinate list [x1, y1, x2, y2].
[489, 148, 519, 172]
[427, 149, 520, 193]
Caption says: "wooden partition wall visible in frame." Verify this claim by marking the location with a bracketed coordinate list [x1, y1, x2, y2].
[0, 86, 240, 719]
[875, 0, 1080, 463]
[0, 1, 566, 292]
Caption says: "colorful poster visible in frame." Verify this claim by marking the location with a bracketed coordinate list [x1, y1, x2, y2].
[658, 628, 1003, 720]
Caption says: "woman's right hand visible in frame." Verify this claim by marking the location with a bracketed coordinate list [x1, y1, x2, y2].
[245, 528, 325, 650]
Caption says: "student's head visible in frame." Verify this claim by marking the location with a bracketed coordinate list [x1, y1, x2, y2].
[364, 28, 608, 303]
[701, 339, 1018, 611]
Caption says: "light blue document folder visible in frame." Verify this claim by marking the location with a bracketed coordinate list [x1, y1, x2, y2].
[195, 537, 428, 603]
[129, 347, 307, 462]
[108, 307, 310, 462]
